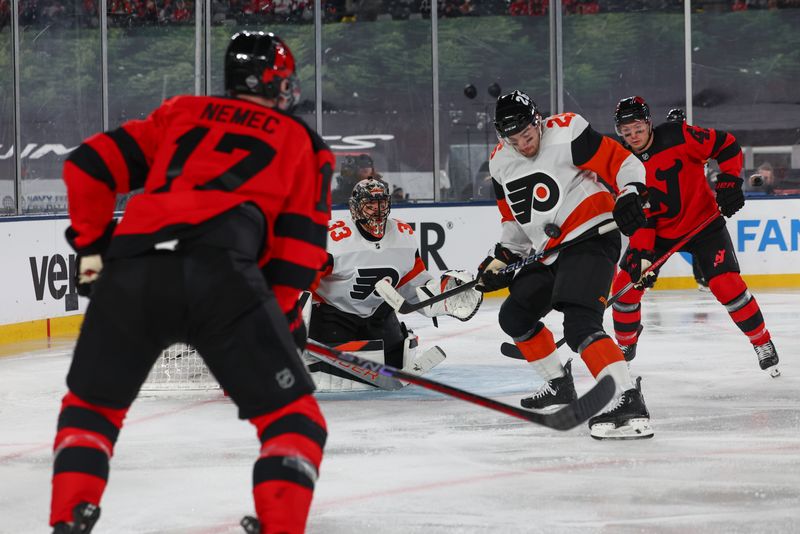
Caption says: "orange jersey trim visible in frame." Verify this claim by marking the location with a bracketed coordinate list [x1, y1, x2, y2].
[397, 255, 426, 288]
[542, 192, 614, 252]
[578, 136, 632, 193]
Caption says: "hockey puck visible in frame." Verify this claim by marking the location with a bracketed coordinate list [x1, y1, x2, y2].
[544, 223, 562, 239]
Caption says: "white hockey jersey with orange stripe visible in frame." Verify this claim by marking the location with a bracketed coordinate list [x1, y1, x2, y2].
[313, 216, 432, 318]
[489, 112, 646, 264]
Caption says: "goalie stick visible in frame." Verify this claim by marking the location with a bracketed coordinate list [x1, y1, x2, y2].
[378, 220, 618, 314]
[306, 340, 616, 430]
[499, 212, 720, 360]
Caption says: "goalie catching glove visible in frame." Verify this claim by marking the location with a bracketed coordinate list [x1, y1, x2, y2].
[416, 270, 483, 321]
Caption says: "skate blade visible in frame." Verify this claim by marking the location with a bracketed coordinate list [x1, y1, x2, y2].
[520, 403, 568, 415]
[766, 366, 781, 378]
[590, 418, 654, 440]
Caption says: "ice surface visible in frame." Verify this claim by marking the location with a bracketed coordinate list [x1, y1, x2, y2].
[1, 289, 799, 533]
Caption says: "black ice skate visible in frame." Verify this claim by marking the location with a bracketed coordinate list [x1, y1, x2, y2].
[52, 502, 100, 534]
[241, 516, 260, 533]
[520, 358, 578, 413]
[621, 343, 637, 363]
[754, 340, 780, 378]
[588, 376, 653, 440]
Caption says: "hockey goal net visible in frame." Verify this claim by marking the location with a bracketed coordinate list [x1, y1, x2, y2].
[141, 344, 219, 390]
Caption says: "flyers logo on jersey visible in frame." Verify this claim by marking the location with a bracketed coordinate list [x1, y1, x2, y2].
[350, 267, 400, 300]
[506, 172, 560, 224]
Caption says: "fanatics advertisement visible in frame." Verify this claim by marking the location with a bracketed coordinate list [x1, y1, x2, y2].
[1, 198, 799, 326]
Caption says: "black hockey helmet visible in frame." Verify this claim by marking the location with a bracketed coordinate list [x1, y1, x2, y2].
[224, 31, 300, 110]
[494, 90, 542, 139]
[666, 108, 686, 123]
[350, 178, 391, 238]
[614, 96, 651, 134]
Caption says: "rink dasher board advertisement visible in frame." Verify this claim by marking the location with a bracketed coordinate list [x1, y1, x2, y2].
[1, 198, 799, 326]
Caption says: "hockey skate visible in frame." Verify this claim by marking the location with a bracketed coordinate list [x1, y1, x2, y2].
[620, 343, 637, 363]
[241, 516, 260, 533]
[520, 358, 578, 413]
[588, 377, 653, 440]
[52, 502, 100, 534]
[754, 340, 780, 378]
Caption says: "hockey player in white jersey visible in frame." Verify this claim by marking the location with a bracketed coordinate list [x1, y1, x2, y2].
[479, 90, 653, 439]
[308, 178, 482, 390]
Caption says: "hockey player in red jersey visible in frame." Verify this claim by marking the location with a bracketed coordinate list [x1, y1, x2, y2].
[479, 90, 653, 440]
[50, 32, 331, 534]
[307, 178, 482, 390]
[610, 96, 780, 377]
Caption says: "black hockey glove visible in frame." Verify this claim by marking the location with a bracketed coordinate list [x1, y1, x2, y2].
[624, 248, 657, 289]
[476, 244, 521, 293]
[714, 173, 745, 217]
[612, 189, 647, 237]
[65, 220, 117, 297]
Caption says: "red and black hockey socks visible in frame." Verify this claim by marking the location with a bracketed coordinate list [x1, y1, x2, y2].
[611, 269, 645, 346]
[249, 394, 327, 534]
[708, 272, 771, 345]
[50, 391, 128, 526]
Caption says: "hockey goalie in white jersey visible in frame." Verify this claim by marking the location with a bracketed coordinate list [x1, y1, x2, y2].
[307, 178, 482, 391]
[479, 90, 653, 439]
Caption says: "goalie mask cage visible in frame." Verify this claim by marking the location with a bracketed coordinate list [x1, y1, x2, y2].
[141, 344, 220, 390]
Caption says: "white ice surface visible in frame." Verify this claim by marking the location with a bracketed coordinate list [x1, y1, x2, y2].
[1, 289, 799, 533]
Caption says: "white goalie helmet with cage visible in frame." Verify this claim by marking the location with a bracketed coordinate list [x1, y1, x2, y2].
[349, 178, 391, 238]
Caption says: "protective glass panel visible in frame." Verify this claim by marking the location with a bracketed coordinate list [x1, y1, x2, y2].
[0, 15, 15, 215]
[322, 8, 433, 205]
[439, 8, 551, 202]
[19, 3, 102, 214]
[562, 3, 685, 137]
[692, 6, 800, 196]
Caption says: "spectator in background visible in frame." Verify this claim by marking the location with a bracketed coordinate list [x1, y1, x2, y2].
[332, 154, 380, 204]
[391, 186, 407, 203]
[748, 162, 776, 195]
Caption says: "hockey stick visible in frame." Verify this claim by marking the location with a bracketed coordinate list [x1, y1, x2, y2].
[377, 220, 618, 315]
[304, 340, 405, 391]
[499, 212, 720, 360]
[306, 340, 616, 430]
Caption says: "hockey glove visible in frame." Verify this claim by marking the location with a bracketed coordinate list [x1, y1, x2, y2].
[416, 270, 483, 321]
[612, 187, 648, 237]
[65, 220, 117, 297]
[476, 244, 521, 293]
[625, 248, 657, 289]
[714, 173, 745, 217]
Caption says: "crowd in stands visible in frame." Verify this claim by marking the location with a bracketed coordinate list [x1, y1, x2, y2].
[1, 0, 798, 29]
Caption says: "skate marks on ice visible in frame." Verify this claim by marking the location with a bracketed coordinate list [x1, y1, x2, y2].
[0, 291, 799, 533]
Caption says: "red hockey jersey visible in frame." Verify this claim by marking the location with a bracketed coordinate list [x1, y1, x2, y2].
[63, 95, 334, 312]
[628, 121, 743, 249]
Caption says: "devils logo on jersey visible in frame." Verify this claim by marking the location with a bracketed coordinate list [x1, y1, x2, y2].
[506, 172, 560, 224]
[647, 159, 682, 220]
[350, 267, 400, 300]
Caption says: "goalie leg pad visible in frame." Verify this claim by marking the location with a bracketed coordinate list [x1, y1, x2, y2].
[305, 340, 387, 392]
[403, 346, 446, 376]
